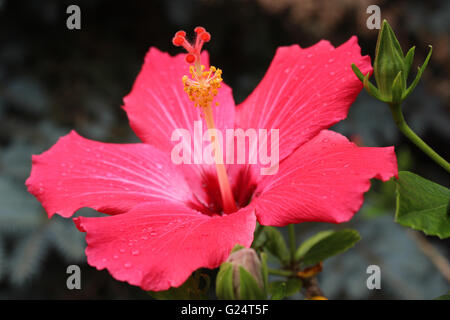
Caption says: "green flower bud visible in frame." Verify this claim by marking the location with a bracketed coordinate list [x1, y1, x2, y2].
[216, 247, 266, 300]
[352, 19, 432, 104]
[374, 20, 406, 100]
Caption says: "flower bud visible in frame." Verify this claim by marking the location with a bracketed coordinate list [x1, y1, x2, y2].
[374, 20, 406, 100]
[216, 247, 266, 300]
[352, 19, 432, 104]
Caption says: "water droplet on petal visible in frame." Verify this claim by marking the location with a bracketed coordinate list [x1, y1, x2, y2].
[124, 262, 132, 268]
[132, 249, 140, 256]
[113, 255, 119, 259]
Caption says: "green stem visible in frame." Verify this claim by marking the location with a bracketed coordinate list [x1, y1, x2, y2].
[288, 224, 296, 261]
[268, 268, 295, 277]
[389, 103, 450, 173]
[253, 224, 264, 242]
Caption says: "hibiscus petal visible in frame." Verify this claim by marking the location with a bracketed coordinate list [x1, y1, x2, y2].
[74, 202, 256, 291]
[123, 48, 235, 154]
[26, 131, 192, 218]
[236, 36, 372, 163]
[252, 130, 397, 226]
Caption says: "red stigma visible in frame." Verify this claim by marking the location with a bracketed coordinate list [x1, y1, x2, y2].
[172, 26, 211, 64]
[185, 54, 196, 64]
[172, 35, 184, 47]
[200, 32, 211, 42]
[175, 30, 186, 37]
[194, 26, 206, 34]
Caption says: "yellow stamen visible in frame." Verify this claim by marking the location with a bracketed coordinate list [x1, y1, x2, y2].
[182, 65, 223, 109]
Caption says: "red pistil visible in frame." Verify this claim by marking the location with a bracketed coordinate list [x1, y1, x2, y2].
[171, 26, 237, 214]
[172, 26, 211, 64]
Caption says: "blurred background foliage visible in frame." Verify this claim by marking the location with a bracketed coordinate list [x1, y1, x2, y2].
[0, 0, 448, 299]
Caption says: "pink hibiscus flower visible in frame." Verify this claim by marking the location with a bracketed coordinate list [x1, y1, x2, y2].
[26, 27, 397, 291]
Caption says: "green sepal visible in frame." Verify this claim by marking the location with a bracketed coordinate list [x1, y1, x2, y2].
[231, 243, 245, 254]
[260, 252, 269, 294]
[215, 262, 236, 300]
[403, 45, 432, 100]
[351, 64, 389, 103]
[238, 266, 267, 300]
[403, 46, 416, 80]
[391, 71, 405, 103]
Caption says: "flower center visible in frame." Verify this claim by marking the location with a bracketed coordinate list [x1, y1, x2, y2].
[173, 27, 237, 214]
[172, 27, 223, 109]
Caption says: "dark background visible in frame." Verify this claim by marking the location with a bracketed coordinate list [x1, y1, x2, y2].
[0, 0, 449, 299]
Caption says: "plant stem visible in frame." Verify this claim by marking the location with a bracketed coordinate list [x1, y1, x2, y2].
[253, 224, 264, 244]
[389, 103, 450, 173]
[288, 224, 296, 261]
[268, 268, 295, 277]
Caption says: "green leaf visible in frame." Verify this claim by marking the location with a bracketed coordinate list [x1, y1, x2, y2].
[296, 229, 361, 266]
[434, 291, 450, 300]
[215, 263, 235, 300]
[263, 227, 290, 265]
[269, 278, 302, 298]
[295, 230, 334, 261]
[270, 282, 286, 300]
[238, 266, 266, 300]
[150, 271, 210, 300]
[395, 171, 450, 239]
